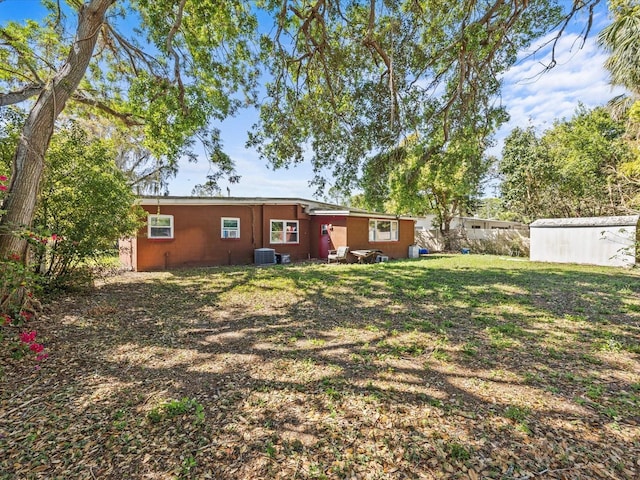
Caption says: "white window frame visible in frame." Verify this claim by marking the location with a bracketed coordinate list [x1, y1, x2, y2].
[369, 219, 398, 242]
[270, 220, 299, 244]
[221, 217, 240, 239]
[148, 214, 174, 239]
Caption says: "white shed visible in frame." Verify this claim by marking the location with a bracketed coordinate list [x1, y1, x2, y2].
[530, 215, 639, 267]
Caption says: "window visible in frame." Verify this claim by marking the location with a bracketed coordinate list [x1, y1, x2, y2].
[471, 225, 481, 229]
[369, 219, 398, 242]
[148, 214, 174, 239]
[270, 220, 299, 244]
[221, 217, 240, 238]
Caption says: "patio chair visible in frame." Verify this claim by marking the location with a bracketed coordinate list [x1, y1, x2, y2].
[328, 246, 349, 263]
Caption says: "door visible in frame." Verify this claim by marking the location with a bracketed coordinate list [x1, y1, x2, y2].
[319, 223, 330, 258]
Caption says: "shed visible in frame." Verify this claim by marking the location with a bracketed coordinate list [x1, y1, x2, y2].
[529, 215, 639, 267]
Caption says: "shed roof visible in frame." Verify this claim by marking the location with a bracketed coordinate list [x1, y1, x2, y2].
[530, 215, 640, 228]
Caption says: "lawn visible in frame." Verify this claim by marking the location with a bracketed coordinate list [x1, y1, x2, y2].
[1, 255, 639, 479]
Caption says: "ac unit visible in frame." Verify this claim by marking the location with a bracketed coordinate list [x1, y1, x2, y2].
[254, 248, 276, 265]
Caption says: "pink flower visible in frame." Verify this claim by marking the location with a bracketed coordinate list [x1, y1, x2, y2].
[0, 175, 7, 181]
[19, 331, 37, 344]
[36, 353, 49, 362]
[9, 253, 21, 261]
[51, 234, 58, 241]
[0, 185, 7, 192]
[1, 314, 11, 325]
[20, 311, 33, 321]
[29, 343, 44, 353]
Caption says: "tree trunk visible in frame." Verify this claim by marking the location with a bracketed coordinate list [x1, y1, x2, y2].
[0, 0, 114, 258]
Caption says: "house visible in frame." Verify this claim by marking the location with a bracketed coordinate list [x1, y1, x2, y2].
[119, 197, 416, 271]
[530, 215, 639, 267]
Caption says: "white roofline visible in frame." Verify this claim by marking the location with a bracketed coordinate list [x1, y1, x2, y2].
[136, 196, 416, 220]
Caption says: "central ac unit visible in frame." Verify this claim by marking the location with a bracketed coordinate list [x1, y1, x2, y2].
[254, 248, 276, 265]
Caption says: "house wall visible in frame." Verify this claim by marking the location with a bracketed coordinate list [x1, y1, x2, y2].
[346, 217, 415, 259]
[133, 204, 310, 271]
[530, 224, 637, 267]
[310, 216, 348, 258]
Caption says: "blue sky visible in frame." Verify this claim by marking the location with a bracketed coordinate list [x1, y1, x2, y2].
[0, 1, 625, 199]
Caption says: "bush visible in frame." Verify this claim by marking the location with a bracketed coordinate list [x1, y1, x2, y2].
[32, 123, 144, 289]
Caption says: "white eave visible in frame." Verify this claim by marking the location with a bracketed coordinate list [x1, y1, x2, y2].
[137, 196, 317, 207]
[137, 196, 416, 221]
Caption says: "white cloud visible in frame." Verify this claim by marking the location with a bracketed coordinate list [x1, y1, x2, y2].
[490, 33, 627, 155]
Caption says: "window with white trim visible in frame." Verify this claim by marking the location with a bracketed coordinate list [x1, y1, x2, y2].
[369, 219, 398, 242]
[270, 220, 299, 244]
[148, 214, 174, 239]
[221, 217, 240, 238]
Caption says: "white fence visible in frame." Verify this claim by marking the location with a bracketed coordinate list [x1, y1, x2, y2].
[415, 227, 530, 256]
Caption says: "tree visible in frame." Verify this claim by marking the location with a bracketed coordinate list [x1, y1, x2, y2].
[599, 0, 640, 95]
[0, 0, 257, 257]
[499, 107, 635, 221]
[543, 105, 633, 215]
[250, 0, 600, 195]
[499, 126, 556, 223]
[360, 131, 495, 250]
[598, 0, 640, 209]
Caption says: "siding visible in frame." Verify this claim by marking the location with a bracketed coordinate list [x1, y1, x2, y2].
[346, 217, 415, 259]
[135, 204, 310, 271]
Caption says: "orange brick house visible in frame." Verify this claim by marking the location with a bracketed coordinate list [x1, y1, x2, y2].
[119, 197, 416, 271]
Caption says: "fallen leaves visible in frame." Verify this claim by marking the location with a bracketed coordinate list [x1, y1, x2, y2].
[1, 259, 639, 478]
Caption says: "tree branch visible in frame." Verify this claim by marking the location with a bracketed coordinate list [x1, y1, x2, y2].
[166, 0, 188, 113]
[0, 83, 45, 106]
[71, 92, 144, 126]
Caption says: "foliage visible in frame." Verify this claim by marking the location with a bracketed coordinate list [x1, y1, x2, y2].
[0, 175, 45, 365]
[499, 107, 636, 222]
[599, 0, 640, 203]
[359, 124, 498, 250]
[599, 0, 640, 96]
[249, 0, 597, 193]
[0, 0, 259, 257]
[462, 231, 530, 257]
[32, 122, 143, 287]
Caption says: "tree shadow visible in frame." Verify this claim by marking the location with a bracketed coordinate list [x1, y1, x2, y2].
[1, 257, 639, 479]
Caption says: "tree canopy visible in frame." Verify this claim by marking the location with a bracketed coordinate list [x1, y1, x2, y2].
[499, 106, 636, 222]
[0, 0, 604, 258]
[250, 0, 600, 194]
[0, 0, 258, 255]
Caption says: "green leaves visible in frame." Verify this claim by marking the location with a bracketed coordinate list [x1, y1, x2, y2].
[499, 106, 636, 221]
[33, 121, 144, 282]
[250, 0, 571, 192]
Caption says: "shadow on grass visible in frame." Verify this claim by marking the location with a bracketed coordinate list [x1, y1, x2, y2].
[1, 255, 639, 479]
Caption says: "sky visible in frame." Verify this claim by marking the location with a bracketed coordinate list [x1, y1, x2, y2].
[0, 1, 626, 200]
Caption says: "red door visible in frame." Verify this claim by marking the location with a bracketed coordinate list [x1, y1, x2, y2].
[319, 224, 330, 258]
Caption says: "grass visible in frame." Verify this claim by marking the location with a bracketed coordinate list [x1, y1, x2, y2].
[1, 254, 639, 479]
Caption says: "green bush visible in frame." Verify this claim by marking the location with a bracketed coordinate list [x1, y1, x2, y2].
[32, 123, 144, 289]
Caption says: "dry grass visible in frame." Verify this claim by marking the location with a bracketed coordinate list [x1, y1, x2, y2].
[1, 255, 639, 479]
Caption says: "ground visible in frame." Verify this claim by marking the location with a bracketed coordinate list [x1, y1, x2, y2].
[1, 255, 639, 479]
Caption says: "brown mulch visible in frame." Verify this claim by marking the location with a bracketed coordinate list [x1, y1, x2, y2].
[1, 260, 639, 479]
